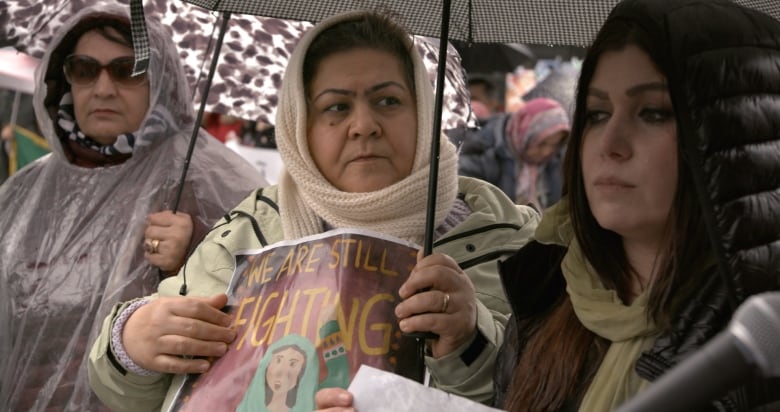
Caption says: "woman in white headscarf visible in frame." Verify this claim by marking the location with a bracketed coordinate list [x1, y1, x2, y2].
[0, 5, 265, 411]
[88, 10, 538, 411]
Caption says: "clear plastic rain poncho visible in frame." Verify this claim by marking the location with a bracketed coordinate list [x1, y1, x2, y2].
[0, 5, 267, 411]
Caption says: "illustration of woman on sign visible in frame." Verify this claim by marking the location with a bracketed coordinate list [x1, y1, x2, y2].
[237, 335, 319, 412]
[265, 344, 308, 411]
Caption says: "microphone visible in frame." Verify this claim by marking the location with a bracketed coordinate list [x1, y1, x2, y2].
[615, 292, 780, 412]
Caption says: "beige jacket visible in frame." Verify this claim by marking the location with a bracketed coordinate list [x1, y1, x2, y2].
[88, 177, 539, 410]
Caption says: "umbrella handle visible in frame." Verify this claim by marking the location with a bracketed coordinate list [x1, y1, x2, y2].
[405, 330, 440, 340]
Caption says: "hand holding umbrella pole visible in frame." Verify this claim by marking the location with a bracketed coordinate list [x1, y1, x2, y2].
[401, 0, 453, 384]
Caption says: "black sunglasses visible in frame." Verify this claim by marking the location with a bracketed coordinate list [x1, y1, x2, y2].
[63, 55, 147, 87]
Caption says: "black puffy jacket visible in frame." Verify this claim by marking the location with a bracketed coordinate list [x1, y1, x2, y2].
[494, 0, 780, 410]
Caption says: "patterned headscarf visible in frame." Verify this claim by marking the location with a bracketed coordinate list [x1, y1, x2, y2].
[56, 92, 176, 156]
[505, 97, 570, 209]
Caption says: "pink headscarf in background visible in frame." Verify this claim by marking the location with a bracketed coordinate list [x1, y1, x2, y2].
[505, 97, 570, 209]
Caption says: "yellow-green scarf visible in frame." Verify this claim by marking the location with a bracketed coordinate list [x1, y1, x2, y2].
[536, 200, 659, 411]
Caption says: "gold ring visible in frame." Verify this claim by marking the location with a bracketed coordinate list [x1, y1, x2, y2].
[441, 293, 450, 313]
[151, 239, 160, 254]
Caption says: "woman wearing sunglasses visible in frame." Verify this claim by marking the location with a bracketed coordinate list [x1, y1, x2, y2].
[0, 5, 265, 411]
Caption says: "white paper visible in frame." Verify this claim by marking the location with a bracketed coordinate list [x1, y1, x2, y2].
[349, 365, 503, 412]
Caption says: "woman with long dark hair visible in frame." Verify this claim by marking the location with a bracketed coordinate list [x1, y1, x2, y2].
[494, 0, 780, 410]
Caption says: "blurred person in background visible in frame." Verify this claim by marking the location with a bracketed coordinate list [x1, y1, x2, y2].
[468, 75, 502, 116]
[202, 112, 243, 143]
[458, 97, 569, 212]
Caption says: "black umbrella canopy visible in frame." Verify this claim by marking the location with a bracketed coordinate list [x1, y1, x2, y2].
[182, 0, 780, 46]
[451, 40, 535, 74]
[183, 0, 611, 46]
[452, 41, 587, 75]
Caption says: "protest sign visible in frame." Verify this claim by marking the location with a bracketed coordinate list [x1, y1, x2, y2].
[168, 229, 420, 412]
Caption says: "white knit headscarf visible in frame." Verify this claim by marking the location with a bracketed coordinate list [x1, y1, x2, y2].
[276, 11, 459, 246]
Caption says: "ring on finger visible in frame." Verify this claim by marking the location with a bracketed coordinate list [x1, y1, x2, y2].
[151, 239, 160, 254]
[143, 239, 153, 253]
[441, 293, 450, 313]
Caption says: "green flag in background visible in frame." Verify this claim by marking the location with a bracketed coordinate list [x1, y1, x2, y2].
[8, 125, 49, 174]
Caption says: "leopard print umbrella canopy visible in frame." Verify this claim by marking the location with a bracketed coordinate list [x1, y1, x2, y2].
[1, 0, 474, 129]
